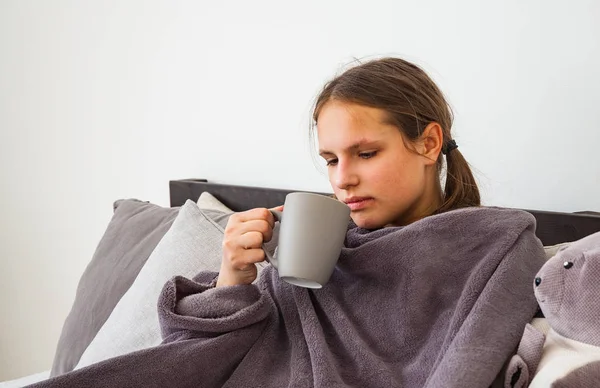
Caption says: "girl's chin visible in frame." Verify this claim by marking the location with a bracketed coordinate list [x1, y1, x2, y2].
[351, 214, 386, 230]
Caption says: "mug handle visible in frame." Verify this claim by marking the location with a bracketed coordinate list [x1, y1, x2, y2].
[263, 209, 283, 269]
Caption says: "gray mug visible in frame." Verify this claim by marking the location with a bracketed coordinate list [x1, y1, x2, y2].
[263, 192, 351, 289]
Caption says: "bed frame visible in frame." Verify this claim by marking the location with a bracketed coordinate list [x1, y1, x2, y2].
[170, 179, 600, 246]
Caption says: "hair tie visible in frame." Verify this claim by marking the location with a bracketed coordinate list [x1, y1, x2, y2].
[442, 139, 458, 155]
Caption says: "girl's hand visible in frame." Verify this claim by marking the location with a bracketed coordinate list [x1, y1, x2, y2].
[216, 206, 283, 287]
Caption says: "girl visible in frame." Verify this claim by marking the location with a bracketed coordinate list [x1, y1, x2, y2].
[31, 58, 546, 388]
[218, 58, 482, 287]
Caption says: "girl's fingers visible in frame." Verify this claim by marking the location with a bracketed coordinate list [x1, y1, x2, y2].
[238, 231, 265, 250]
[230, 208, 276, 228]
[240, 248, 266, 265]
[223, 231, 266, 269]
[237, 220, 273, 243]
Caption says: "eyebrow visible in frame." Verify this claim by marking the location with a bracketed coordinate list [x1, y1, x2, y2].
[319, 139, 380, 157]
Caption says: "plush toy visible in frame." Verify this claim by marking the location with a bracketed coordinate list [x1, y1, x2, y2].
[552, 361, 600, 388]
[505, 231, 600, 388]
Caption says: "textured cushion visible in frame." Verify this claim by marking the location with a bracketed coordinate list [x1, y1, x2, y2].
[74, 200, 227, 369]
[51, 194, 235, 377]
[50, 199, 179, 377]
[544, 242, 571, 260]
[197, 191, 233, 213]
[196, 191, 233, 230]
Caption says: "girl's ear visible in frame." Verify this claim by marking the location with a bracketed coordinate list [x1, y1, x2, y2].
[419, 122, 444, 165]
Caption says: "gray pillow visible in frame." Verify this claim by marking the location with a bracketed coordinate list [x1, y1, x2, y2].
[50, 197, 271, 377]
[74, 200, 229, 368]
[50, 199, 180, 376]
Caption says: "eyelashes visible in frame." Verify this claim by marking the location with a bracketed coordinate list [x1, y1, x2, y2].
[325, 151, 378, 166]
[359, 151, 377, 160]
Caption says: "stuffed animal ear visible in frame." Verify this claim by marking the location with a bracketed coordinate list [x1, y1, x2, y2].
[551, 361, 600, 388]
[577, 249, 600, 285]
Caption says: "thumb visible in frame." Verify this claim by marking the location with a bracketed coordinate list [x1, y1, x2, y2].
[270, 205, 284, 212]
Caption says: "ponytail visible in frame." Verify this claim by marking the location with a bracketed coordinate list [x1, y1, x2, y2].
[437, 149, 481, 213]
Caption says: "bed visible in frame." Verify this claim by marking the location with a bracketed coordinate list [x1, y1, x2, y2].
[3, 178, 600, 387]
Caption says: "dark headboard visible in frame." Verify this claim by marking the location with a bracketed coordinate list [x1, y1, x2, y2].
[170, 179, 600, 246]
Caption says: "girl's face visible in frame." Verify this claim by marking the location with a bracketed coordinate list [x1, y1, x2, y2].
[317, 101, 442, 229]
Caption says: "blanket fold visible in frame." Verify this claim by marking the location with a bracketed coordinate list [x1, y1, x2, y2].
[28, 207, 546, 388]
[160, 272, 269, 338]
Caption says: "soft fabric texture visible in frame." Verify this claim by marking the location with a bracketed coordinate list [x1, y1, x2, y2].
[50, 199, 180, 377]
[74, 200, 226, 370]
[528, 328, 600, 387]
[505, 231, 600, 387]
[74, 197, 271, 370]
[543, 242, 571, 260]
[29, 206, 545, 388]
[196, 191, 233, 213]
[535, 232, 600, 347]
[552, 361, 600, 388]
[51, 196, 236, 376]
[51, 194, 235, 377]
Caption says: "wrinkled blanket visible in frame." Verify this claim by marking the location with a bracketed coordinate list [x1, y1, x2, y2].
[28, 207, 546, 388]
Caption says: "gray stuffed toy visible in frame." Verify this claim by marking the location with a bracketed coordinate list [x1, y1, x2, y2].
[505, 231, 600, 387]
[552, 361, 600, 388]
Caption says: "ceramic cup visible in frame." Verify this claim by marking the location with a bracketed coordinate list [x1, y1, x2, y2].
[264, 192, 351, 289]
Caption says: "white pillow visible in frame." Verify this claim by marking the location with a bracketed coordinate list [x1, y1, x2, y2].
[197, 192, 233, 213]
[543, 242, 571, 260]
[75, 200, 225, 369]
[0, 370, 50, 388]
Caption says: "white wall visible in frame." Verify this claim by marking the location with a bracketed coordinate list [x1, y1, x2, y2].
[1, 0, 599, 380]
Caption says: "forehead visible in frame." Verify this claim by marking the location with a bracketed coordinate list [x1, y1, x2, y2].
[316, 102, 397, 147]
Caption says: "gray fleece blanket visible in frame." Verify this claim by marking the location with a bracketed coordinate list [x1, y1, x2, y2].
[28, 207, 546, 388]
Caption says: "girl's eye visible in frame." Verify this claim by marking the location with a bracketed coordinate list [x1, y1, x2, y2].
[359, 151, 377, 159]
[326, 158, 338, 166]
